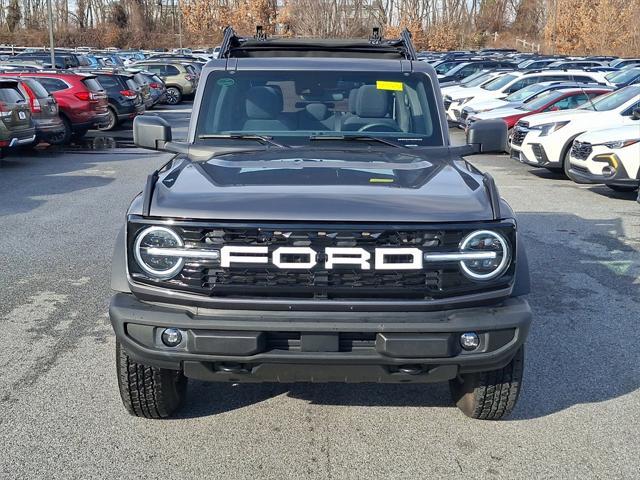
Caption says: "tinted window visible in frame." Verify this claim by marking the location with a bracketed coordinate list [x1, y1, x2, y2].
[164, 65, 180, 76]
[482, 74, 517, 91]
[0, 86, 25, 103]
[622, 100, 640, 116]
[96, 75, 122, 90]
[82, 78, 103, 92]
[35, 77, 68, 92]
[126, 79, 139, 90]
[143, 64, 163, 75]
[21, 78, 49, 98]
[572, 75, 598, 83]
[579, 86, 640, 111]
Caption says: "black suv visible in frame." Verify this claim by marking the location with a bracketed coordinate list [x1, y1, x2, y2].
[111, 29, 532, 420]
[91, 71, 144, 130]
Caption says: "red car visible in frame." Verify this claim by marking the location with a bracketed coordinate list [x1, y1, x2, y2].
[467, 87, 613, 129]
[10, 71, 109, 143]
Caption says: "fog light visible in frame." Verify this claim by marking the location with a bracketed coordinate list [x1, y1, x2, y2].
[602, 166, 614, 177]
[161, 328, 183, 347]
[460, 332, 480, 351]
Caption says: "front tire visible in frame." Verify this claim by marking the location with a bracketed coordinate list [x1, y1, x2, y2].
[165, 87, 182, 105]
[116, 341, 187, 418]
[449, 347, 524, 420]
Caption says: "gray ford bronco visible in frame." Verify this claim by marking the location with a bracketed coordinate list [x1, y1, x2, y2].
[110, 28, 531, 420]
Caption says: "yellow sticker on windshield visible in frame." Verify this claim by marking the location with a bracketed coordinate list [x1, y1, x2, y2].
[376, 81, 403, 91]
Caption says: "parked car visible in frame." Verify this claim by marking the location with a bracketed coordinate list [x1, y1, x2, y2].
[437, 59, 515, 83]
[610, 58, 640, 69]
[568, 122, 640, 192]
[444, 70, 609, 123]
[460, 82, 612, 125]
[0, 74, 65, 143]
[0, 78, 36, 157]
[91, 71, 145, 131]
[132, 61, 195, 104]
[15, 71, 109, 143]
[467, 87, 612, 131]
[517, 58, 562, 70]
[15, 51, 81, 69]
[132, 70, 166, 107]
[605, 67, 640, 88]
[546, 60, 607, 69]
[509, 85, 640, 174]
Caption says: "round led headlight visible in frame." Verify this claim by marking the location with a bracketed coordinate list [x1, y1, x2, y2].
[134, 226, 184, 279]
[459, 230, 510, 281]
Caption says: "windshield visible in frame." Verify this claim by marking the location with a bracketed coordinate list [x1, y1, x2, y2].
[460, 71, 490, 87]
[578, 86, 640, 111]
[481, 74, 516, 91]
[505, 83, 548, 102]
[606, 68, 640, 83]
[435, 62, 459, 74]
[519, 90, 564, 111]
[195, 70, 444, 146]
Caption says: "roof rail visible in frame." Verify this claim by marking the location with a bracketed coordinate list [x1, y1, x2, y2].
[218, 25, 418, 60]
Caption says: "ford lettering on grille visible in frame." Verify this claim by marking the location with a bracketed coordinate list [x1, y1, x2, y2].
[220, 246, 424, 270]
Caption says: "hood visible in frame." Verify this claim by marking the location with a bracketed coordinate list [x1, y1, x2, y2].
[449, 86, 484, 100]
[146, 148, 496, 223]
[466, 97, 510, 112]
[576, 124, 640, 143]
[523, 108, 596, 126]
[474, 106, 524, 121]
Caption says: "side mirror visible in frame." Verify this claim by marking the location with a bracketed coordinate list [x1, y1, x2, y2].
[632, 108, 640, 120]
[134, 115, 172, 150]
[466, 119, 509, 153]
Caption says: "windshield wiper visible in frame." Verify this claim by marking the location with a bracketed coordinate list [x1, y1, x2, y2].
[197, 134, 290, 148]
[309, 135, 407, 149]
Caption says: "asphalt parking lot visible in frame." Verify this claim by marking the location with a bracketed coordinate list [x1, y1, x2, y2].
[1, 102, 639, 479]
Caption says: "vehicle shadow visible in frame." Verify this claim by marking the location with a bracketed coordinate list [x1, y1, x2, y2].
[176, 212, 640, 421]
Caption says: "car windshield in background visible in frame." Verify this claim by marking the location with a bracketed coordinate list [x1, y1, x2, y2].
[605, 68, 640, 83]
[481, 74, 516, 91]
[460, 71, 490, 87]
[578, 86, 640, 111]
[195, 71, 444, 146]
[519, 90, 563, 111]
[505, 83, 548, 102]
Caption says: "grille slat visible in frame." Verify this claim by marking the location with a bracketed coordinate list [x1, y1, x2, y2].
[571, 141, 593, 160]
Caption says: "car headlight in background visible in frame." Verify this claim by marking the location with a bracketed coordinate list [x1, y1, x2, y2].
[531, 121, 570, 137]
[458, 230, 510, 281]
[600, 139, 639, 149]
[134, 226, 185, 279]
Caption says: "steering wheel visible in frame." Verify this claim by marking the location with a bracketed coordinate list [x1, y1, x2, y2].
[358, 123, 402, 133]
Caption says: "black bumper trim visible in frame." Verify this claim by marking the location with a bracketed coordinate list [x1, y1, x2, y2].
[110, 293, 531, 381]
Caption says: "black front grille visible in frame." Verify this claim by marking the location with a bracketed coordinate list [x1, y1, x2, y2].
[128, 221, 516, 301]
[571, 141, 593, 160]
[511, 126, 528, 146]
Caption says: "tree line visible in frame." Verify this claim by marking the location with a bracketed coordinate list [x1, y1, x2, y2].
[1, 0, 638, 56]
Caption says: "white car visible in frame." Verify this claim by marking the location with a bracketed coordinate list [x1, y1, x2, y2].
[509, 85, 640, 172]
[568, 123, 640, 192]
[443, 70, 610, 123]
[441, 71, 508, 119]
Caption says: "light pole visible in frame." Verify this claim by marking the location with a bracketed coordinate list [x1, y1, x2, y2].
[177, 0, 183, 49]
[46, 0, 55, 67]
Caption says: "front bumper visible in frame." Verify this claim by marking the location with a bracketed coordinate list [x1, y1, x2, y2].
[110, 293, 532, 383]
[568, 160, 637, 187]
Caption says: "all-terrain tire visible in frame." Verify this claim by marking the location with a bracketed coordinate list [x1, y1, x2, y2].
[449, 346, 524, 420]
[116, 341, 187, 418]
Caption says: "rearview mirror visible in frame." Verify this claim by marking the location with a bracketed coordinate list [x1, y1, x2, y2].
[134, 115, 172, 150]
[632, 108, 640, 120]
[466, 119, 509, 153]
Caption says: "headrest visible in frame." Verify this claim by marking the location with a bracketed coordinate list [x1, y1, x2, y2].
[356, 85, 389, 118]
[304, 103, 330, 120]
[246, 86, 283, 120]
[348, 88, 359, 114]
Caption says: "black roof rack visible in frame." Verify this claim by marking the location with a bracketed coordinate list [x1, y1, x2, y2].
[218, 26, 418, 60]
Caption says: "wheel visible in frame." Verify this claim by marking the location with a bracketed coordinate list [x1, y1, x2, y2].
[606, 184, 638, 193]
[562, 148, 572, 177]
[449, 347, 524, 420]
[59, 115, 73, 144]
[165, 87, 182, 105]
[98, 107, 118, 131]
[116, 341, 187, 418]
